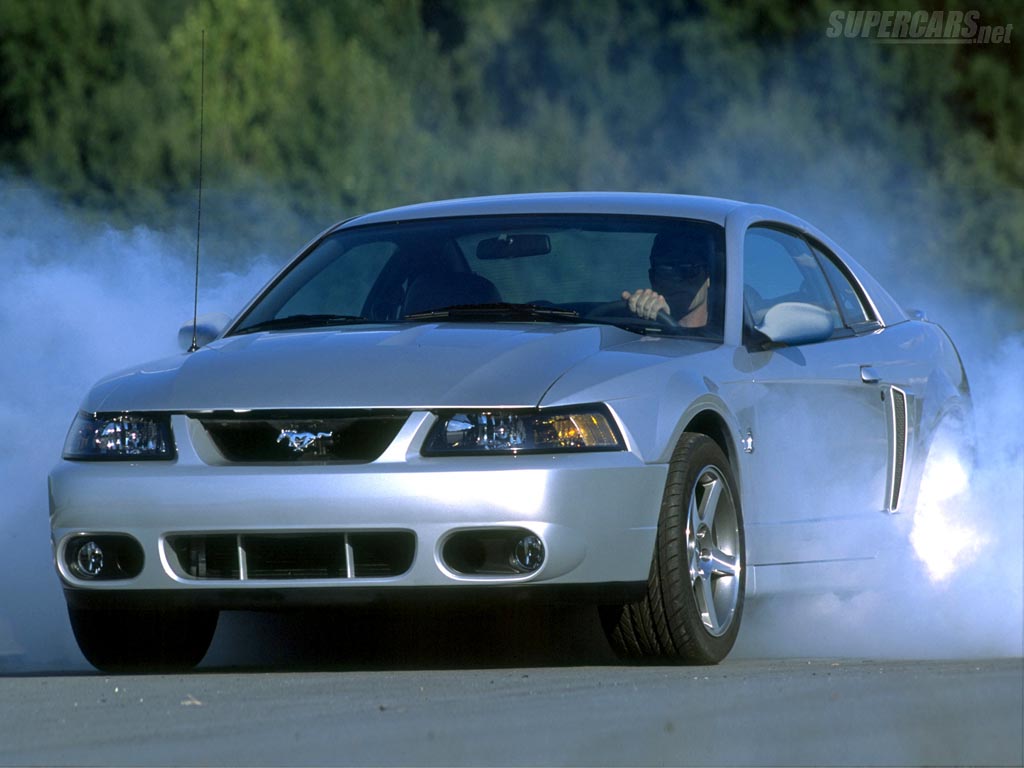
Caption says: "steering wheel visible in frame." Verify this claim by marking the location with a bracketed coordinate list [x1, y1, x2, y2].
[587, 299, 679, 329]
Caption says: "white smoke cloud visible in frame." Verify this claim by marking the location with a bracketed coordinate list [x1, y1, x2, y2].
[0, 180, 276, 671]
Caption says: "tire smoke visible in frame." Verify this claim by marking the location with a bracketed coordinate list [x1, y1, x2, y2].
[733, 254, 1024, 661]
[0, 180, 276, 672]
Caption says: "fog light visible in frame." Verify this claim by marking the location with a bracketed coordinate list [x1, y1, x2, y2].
[76, 541, 105, 577]
[65, 534, 144, 580]
[510, 535, 545, 573]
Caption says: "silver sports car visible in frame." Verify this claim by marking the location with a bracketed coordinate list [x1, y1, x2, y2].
[50, 193, 970, 670]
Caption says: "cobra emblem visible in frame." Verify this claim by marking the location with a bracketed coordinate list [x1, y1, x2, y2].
[277, 429, 333, 453]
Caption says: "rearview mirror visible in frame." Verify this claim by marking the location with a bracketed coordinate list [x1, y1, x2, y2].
[476, 233, 551, 260]
[756, 302, 834, 346]
[178, 312, 232, 351]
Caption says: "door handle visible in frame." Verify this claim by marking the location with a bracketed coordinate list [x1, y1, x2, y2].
[860, 365, 881, 384]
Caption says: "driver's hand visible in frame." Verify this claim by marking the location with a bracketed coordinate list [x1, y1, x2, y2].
[622, 289, 669, 321]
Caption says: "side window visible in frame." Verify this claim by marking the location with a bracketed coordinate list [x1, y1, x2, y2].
[743, 227, 842, 335]
[810, 242, 873, 326]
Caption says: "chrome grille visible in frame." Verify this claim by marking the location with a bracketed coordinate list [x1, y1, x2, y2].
[166, 532, 416, 580]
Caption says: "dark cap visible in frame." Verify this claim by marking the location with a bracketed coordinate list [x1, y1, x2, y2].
[650, 229, 716, 269]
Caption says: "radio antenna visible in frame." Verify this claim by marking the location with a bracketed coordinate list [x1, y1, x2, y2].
[189, 29, 206, 353]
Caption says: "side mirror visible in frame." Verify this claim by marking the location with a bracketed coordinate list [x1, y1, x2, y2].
[178, 312, 232, 351]
[756, 302, 834, 346]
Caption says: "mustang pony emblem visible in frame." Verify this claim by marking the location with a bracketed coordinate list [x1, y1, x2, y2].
[277, 429, 333, 453]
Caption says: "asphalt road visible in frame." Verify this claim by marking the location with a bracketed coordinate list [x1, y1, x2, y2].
[1, 658, 1020, 766]
[1, 609, 1021, 767]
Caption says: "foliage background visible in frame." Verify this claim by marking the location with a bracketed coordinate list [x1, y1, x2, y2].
[1, 0, 1020, 322]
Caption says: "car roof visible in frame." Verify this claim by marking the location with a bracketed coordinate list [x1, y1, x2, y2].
[337, 192, 749, 229]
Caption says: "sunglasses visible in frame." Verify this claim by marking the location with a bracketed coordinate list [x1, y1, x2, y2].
[649, 263, 706, 282]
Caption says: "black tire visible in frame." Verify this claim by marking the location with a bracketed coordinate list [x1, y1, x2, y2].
[602, 433, 745, 664]
[68, 606, 218, 672]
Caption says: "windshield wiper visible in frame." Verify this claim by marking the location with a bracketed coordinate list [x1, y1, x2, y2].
[233, 314, 368, 334]
[404, 303, 583, 322]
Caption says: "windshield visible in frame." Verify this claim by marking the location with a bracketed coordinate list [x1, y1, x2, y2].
[232, 214, 726, 339]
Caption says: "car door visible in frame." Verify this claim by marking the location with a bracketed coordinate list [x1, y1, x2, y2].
[734, 226, 895, 567]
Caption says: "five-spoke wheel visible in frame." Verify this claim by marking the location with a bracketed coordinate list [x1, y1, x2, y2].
[686, 465, 742, 637]
[602, 432, 745, 664]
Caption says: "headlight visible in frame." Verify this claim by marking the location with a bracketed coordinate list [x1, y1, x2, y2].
[62, 412, 176, 461]
[422, 406, 623, 455]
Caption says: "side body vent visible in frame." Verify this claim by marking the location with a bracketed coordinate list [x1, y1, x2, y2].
[886, 386, 909, 512]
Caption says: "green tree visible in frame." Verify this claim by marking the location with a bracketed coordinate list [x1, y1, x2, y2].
[0, 0, 1020, 312]
[166, 0, 302, 183]
[0, 0, 182, 218]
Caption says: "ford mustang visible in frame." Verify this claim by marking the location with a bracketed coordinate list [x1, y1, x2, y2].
[49, 192, 970, 670]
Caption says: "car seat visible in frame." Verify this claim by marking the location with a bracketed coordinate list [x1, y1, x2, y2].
[402, 272, 502, 316]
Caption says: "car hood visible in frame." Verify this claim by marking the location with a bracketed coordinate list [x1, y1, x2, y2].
[82, 323, 709, 412]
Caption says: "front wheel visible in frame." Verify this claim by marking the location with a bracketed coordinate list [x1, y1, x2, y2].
[602, 433, 745, 664]
[68, 606, 218, 672]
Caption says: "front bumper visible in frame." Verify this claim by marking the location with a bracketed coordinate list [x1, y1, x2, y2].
[51, 414, 666, 607]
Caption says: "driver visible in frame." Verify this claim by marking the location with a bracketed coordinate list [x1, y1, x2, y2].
[622, 230, 712, 328]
